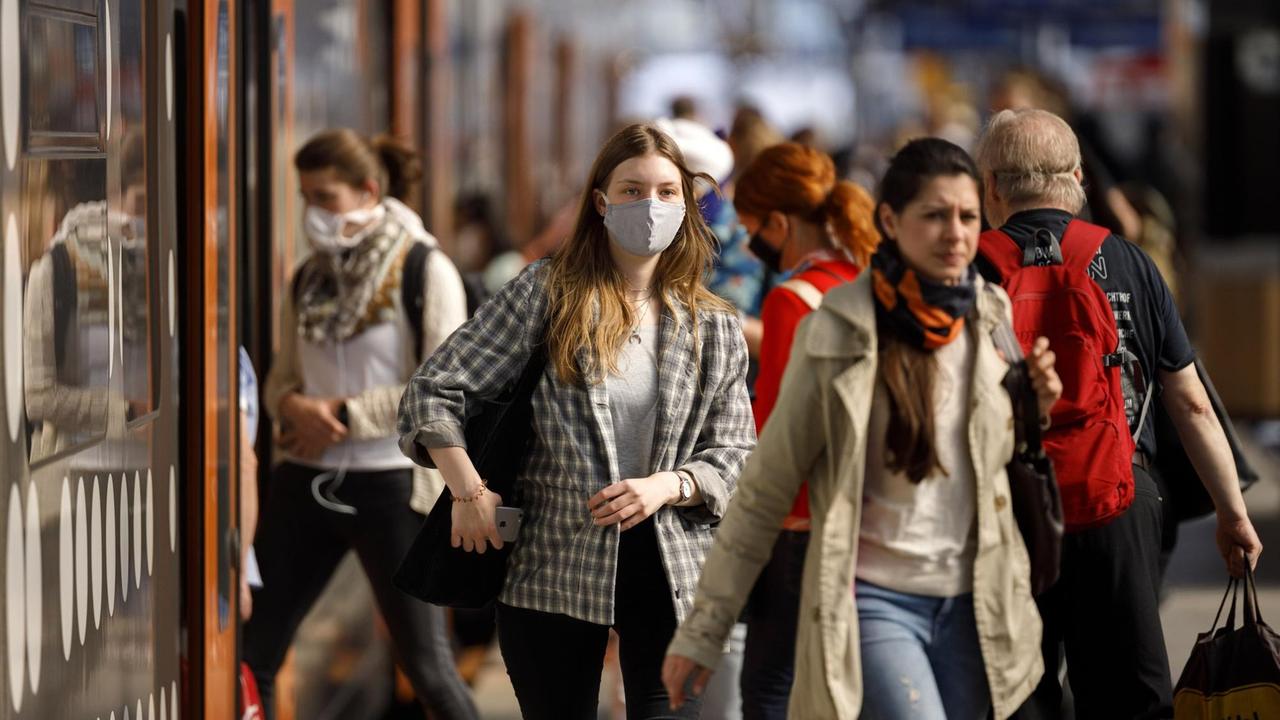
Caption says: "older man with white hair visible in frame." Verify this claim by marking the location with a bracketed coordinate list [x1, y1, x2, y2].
[974, 108, 1262, 720]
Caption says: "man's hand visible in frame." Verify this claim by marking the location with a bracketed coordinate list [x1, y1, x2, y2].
[1216, 511, 1262, 578]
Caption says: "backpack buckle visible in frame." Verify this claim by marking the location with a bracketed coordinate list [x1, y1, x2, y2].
[1103, 352, 1126, 368]
[1022, 228, 1065, 267]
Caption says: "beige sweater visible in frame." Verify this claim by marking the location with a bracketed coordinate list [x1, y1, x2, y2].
[265, 243, 467, 513]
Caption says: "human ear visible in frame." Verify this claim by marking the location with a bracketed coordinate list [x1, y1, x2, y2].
[594, 189, 608, 217]
[877, 203, 898, 241]
[765, 210, 790, 244]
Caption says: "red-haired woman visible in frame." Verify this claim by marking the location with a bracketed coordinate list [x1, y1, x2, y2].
[732, 142, 879, 719]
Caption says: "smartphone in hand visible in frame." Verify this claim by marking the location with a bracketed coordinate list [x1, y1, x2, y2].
[495, 506, 523, 542]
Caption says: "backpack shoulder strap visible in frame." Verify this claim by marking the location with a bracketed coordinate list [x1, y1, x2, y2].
[401, 241, 432, 363]
[1060, 220, 1110, 274]
[290, 257, 319, 307]
[978, 229, 1024, 279]
[778, 277, 824, 311]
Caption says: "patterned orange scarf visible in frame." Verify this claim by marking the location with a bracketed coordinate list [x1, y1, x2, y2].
[870, 240, 975, 350]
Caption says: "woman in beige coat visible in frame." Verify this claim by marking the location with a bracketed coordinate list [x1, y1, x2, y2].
[664, 139, 1061, 719]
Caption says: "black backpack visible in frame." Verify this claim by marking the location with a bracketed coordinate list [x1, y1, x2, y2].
[400, 243, 489, 363]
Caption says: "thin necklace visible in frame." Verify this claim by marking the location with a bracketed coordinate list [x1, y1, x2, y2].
[629, 293, 653, 344]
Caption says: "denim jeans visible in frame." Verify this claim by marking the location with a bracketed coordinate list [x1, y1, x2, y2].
[855, 579, 990, 720]
[700, 622, 747, 720]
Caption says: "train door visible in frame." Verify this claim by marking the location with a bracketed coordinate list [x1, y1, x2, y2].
[0, 0, 186, 717]
[178, 0, 241, 717]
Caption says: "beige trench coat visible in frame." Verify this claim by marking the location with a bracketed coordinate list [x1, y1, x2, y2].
[668, 272, 1043, 719]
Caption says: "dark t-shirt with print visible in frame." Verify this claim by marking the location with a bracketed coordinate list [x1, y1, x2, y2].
[976, 209, 1196, 456]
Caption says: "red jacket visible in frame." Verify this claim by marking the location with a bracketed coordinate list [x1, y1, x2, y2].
[753, 257, 860, 523]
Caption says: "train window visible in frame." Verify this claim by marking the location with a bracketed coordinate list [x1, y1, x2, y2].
[21, 157, 112, 465]
[26, 7, 101, 150]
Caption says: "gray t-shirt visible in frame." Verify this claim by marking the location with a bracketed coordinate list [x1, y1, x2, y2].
[605, 325, 659, 480]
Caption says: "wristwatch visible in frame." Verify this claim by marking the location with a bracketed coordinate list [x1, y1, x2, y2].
[676, 472, 693, 503]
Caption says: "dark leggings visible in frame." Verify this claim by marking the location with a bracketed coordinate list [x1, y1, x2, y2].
[741, 530, 809, 720]
[495, 518, 701, 720]
[243, 463, 478, 720]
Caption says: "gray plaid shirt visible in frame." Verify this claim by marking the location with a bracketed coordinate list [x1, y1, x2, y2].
[398, 260, 756, 625]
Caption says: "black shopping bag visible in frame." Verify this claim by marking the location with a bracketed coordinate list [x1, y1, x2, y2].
[1173, 557, 1280, 718]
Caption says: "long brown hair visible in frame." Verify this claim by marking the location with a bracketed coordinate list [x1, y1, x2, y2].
[545, 124, 732, 386]
[734, 142, 880, 267]
[294, 129, 423, 201]
[874, 138, 982, 483]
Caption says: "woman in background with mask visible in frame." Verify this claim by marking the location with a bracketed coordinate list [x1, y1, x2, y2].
[732, 142, 878, 720]
[246, 129, 478, 720]
[398, 123, 756, 719]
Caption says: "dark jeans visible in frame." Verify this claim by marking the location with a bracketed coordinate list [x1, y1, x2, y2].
[243, 463, 478, 720]
[1015, 466, 1173, 720]
[741, 530, 809, 720]
[496, 518, 700, 720]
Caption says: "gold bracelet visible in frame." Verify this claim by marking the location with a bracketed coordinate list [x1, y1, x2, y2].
[453, 480, 487, 503]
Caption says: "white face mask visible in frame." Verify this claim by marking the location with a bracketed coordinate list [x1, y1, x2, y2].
[303, 201, 385, 254]
[600, 196, 686, 257]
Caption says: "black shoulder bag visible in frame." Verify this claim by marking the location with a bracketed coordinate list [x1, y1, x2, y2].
[393, 323, 548, 608]
[991, 315, 1065, 597]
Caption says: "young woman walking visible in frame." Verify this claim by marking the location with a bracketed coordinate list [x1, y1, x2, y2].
[246, 129, 478, 720]
[732, 141, 879, 720]
[399, 124, 756, 720]
[665, 138, 1062, 720]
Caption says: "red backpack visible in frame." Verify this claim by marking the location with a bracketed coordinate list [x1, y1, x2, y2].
[979, 220, 1134, 531]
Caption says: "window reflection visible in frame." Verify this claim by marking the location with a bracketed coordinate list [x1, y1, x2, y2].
[27, 10, 100, 144]
[22, 158, 115, 464]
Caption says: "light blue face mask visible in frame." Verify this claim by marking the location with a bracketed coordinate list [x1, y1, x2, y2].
[601, 197, 686, 257]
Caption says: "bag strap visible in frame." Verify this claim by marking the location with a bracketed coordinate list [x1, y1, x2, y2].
[978, 229, 1024, 280]
[1060, 220, 1110, 275]
[401, 241, 432, 363]
[987, 285, 1046, 456]
[1132, 380, 1154, 445]
[511, 321, 549, 405]
[778, 277, 824, 311]
[1210, 575, 1238, 632]
[1244, 553, 1262, 627]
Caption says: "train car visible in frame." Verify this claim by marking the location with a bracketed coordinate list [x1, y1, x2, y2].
[1, 0, 239, 716]
[1, 1, 614, 717]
